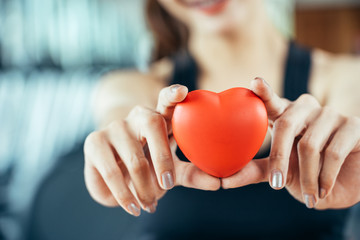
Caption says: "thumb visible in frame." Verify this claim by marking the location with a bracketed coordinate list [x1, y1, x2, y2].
[156, 84, 188, 124]
[221, 158, 270, 189]
[250, 77, 289, 121]
[174, 159, 221, 191]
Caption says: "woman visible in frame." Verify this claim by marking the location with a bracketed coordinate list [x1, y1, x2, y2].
[84, 0, 360, 239]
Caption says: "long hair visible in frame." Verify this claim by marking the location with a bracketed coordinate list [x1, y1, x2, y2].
[145, 0, 189, 61]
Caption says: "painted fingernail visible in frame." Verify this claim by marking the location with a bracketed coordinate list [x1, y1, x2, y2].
[320, 188, 327, 199]
[171, 85, 181, 93]
[128, 203, 140, 216]
[162, 171, 174, 190]
[255, 77, 270, 87]
[270, 169, 283, 189]
[145, 203, 157, 213]
[304, 194, 316, 208]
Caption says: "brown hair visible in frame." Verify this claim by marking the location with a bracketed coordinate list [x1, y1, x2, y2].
[145, 0, 189, 61]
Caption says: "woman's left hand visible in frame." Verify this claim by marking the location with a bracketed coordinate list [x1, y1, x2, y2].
[222, 77, 360, 209]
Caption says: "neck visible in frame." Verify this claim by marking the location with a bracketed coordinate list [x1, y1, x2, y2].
[188, 3, 288, 90]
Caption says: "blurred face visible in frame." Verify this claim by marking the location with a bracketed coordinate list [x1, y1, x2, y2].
[157, 0, 258, 34]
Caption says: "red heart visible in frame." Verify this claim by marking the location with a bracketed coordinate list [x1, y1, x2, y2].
[172, 87, 268, 178]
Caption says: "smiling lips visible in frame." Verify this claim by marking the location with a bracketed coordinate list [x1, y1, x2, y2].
[180, 0, 229, 15]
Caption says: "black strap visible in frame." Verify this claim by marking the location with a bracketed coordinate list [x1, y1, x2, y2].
[283, 41, 312, 100]
[170, 41, 312, 100]
[169, 50, 198, 91]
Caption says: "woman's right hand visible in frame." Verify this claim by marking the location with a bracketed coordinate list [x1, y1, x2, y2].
[83, 84, 220, 216]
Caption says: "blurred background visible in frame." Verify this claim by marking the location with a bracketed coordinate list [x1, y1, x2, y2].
[0, 0, 359, 240]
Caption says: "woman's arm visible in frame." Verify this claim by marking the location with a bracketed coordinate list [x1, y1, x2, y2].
[93, 70, 164, 127]
[84, 69, 220, 216]
[223, 75, 360, 210]
[94, 59, 176, 126]
[310, 50, 360, 117]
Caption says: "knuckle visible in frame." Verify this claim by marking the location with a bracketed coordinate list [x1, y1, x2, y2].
[159, 87, 168, 100]
[128, 155, 149, 175]
[144, 113, 165, 127]
[325, 148, 342, 162]
[322, 107, 344, 123]
[156, 153, 173, 164]
[346, 116, 360, 127]
[84, 131, 106, 154]
[298, 136, 318, 154]
[298, 94, 319, 106]
[137, 192, 156, 205]
[300, 177, 317, 192]
[86, 131, 106, 145]
[102, 167, 121, 181]
[274, 117, 292, 130]
[321, 106, 335, 117]
[269, 151, 287, 163]
[112, 191, 132, 205]
[133, 105, 146, 113]
[129, 105, 148, 117]
[108, 120, 127, 132]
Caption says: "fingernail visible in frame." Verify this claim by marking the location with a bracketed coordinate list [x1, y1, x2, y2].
[319, 188, 327, 199]
[255, 77, 270, 87]
[128, 203, 140, 216]
[304, 194, 316, 208]
[171, 85, 181, 93]
[270, 169, 283, 189]
[162, 171, 174, 190]
[145, 203, 157, 213]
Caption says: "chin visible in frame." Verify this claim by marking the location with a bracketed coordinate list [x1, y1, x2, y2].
[161, 0, 251, 35]
[191, 0, 249, 35]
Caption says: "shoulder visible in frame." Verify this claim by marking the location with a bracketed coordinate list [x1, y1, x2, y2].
[102, 58, 174, 90]
[99, 58, 174, 103]
[310, 49, 360, 115]
[94, 58, 175, 122]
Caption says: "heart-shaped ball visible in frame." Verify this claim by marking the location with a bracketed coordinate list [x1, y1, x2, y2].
[172, 87, 268, 178]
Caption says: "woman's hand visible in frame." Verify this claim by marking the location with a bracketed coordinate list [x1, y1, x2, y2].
[222, 78, 360, 209]
[84, 85, 220, 216]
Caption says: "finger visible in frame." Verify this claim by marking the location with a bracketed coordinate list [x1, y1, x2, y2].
[297, 107, 342, 208]
[107, 121, 157, 212]
[174, 161, 221, 190]
[84, 161, 118, 207]
[156, 84, 188, 125]
[221, 158, 269, 189]
[320, 117, 360, 199]
[269, 94, 319, 190]
[173, 155, 220, 190]
[144, 117, 176, 191]
[143, 144, 168, 197]
[168, 136, 220, 190]
[127, 107, 176, 191]
[84, 131, 141, 216]
[250, 77, 290, 121]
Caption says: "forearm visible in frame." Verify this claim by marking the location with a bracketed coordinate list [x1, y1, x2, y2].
[321, 55, 360, 117]
[93, 70, 164, 128]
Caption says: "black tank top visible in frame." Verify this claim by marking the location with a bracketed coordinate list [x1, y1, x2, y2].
[134, 42, 350, 240]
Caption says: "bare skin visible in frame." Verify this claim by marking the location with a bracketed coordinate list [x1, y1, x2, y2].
[84, 0, 360, 216]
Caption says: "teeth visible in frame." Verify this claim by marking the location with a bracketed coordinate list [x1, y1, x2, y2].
[185, 0, 223, 8]
[200, 0, 220, 7]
